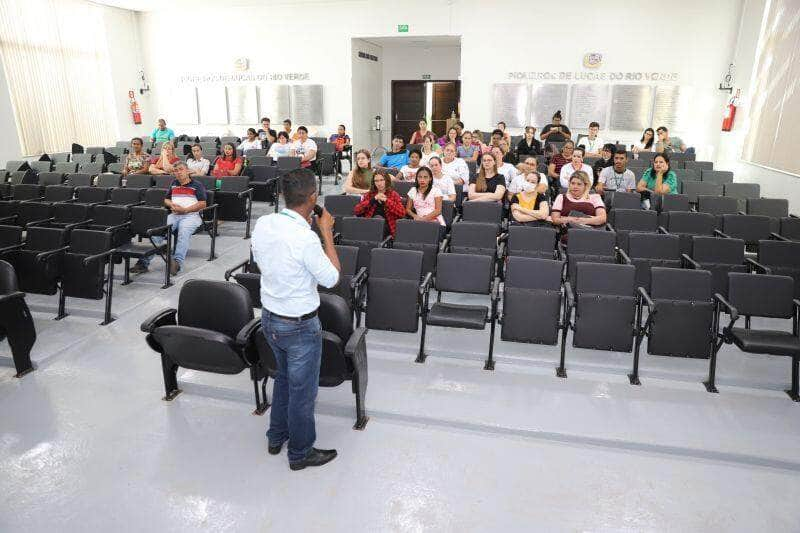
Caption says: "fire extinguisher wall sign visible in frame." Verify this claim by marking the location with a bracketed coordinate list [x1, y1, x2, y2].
[129, 90, 142, 125]
[722, 88, 740, 132]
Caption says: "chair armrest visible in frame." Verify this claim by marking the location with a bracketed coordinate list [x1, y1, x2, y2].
[224, 258, 251, 281]
[605, 223, 615, 232]
[557, 241, 566, 260]
[714, 293, 739, 323]
[681, 253, 701, 270]
[87, 200, 111, 207]
[106, 221, 131, 234]
[0, 214, 17, 223]
[36, 245, 69, 263]
[333, 232, 341, 244]
[497, 241, 506, 259]
[637, 286, 655, 314]
[657, 226, 668, 234]
[770, 232, 789, 241]
[350, 266, 368, 291]
[0, 242, 26, 254]
[344, 326, 368, 358]
[236, 188, 254, 199]
[745, 257, 771, 274]
[713, 229, 731, 238]
[199, 203, 218, 215]
[380, 235, 393, 248]
[146, 223, 171, 237]
[64, 219, 93, 231]
[491, 277, 500, 302]
[497, 231, 509, 243]
[82, 248, 116, 266]
[617, 248, 631, 264]
[235, 316, 262, 348]
[0, 291, 26, 304]
[563, 281, 574, 310]
[418, 272, 433, 296]
[25, 217, 55, 228]
[140, 308, 177, 333]
[439, 235, 451, 253]
[20, 196, 45, 203]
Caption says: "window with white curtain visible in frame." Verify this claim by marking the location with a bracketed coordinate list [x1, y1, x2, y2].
[0, 0, 117, 156]
[741, 0, 800, 175]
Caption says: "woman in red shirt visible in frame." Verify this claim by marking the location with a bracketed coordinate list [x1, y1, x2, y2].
[353, 171, 406, 237]
[148, 142, 180, 175]
[547, 140, 575, 187]
[212, 143, 243, 178]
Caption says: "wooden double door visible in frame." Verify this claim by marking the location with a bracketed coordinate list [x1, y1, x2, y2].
[391, 80, 460, 143]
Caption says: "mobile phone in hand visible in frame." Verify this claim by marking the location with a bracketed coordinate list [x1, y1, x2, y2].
[313, 205, 323, 217]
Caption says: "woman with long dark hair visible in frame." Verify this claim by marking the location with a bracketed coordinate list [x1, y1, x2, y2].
[634, 128, 655, 153]
[637, 153, 677, 195]
[406, 166, 444, 226]
[211, 143, 243, 177]
[468, 151, 507, 202]
[353, 171, 406, 237]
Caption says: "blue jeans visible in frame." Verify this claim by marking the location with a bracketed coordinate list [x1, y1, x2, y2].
[140, 213, 202, 266]
[262, 311, 322, 462]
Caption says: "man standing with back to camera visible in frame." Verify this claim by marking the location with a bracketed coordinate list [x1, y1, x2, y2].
[251, 168, 341, 470]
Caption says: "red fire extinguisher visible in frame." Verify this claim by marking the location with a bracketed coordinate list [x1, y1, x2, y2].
[722, 88, 739, 132]
[129, 90, 142, 125]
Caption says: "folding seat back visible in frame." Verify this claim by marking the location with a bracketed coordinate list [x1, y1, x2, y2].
[43, 185, 74, 203]
[690, 236, 746, 297]
[107, 162, 125, 174]
[38, 172, 64, 186]
[502, 257, 563, 344]
[747, 197, 788, 233]
[339, 217, 386, 271]
[318, 245, 360, 309]
[67, 173, 93, 187]
[277, 156, 302, 171]
[572, 262, 636, 352]
[51, 153, 71, 163]
[665, 211, 716, 254]
[701, 170, 733, 185]
[780, 217, 800, 241]
[199, 136, 219, 144]
[728, 273, 794, 319]
[62, 229, 113, 300]
[54, 162, 79, 174]
[721, 214, 772, 246]
[96, 174, 121, 188]
[8, 170, 36, 185]
[627, 232, 681, 290]
[684, 161, 713, 172]
[365, 248, 424, 332]
[669, 152, 695, 162]
[243, 148, 267, 158]
[144, 188, 168, 207]
[672, 169, 698, 188]
[612, 208, 658, 252]
[86, 146, 104, 156]
[697, 195, 739, 229]
[647, 267, 714, 358]
[12, 183, 44, 201]
[194, 176, 217, 191]
[221, 136, 241, 146]
[0, 258, 36, 377]
[461, 201, 503, 224]
[125, 174, 153, 189]
[150, 175, 173, 189]
[653, 193, 690, 213]
[200, 142, 218, 155]
[130, 206, 168, 238]
[392, 219, 441, 277]
[682, 180, 722, 204]
[724, 183, 760, 212]
[393, 181, 413, 200]
[323, 194, 360, 231]
[435, 252, 493, 295]
[75, 186, 108, 205]
[506, 225, 557, 259]
[105, 147, 126, 161]
[216, 176, 253, 225]
[110, 185, 146, 206]
[52, 202, 90, 225]
[758, 240, 800, 297]
[449, 221, 499, 257]
[4, 161, 27, 174]
[115, 141, 132, 150]
[565, 228, 617, 282]
[89, 204, 131, 246]
[0, 225, 22, 248]
[30, 160, 52, 174]
[442, 199, 455, 227]
[79, 162, 104, 175]
[248, 156, 272, 167]
[15, 201, 51, 228]
[4, 227, 67, 294]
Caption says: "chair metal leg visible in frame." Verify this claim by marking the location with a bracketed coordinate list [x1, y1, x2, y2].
[416, 318, 428, 363]
[161, 354, 181, 401]
[353, 373, 369, 430]
[122, 257, 131, 285]
[12, 346, 34, 378]
[162, 237, 173, 290]
[207, 214, 217, 261]
[101, 259, 115, 325]
[745, 315, 751, 329]
[251, 367, 270, 415]
[484, 318, 496, 371]
[786, 356, 800, 402]
[244, 195, 253, 239]
[703, 345, 720, 394]
[629, 299, 645, 386]
[54, 286, 68, 321]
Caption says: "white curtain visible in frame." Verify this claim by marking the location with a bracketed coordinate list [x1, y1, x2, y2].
[0, 0, 117, 156]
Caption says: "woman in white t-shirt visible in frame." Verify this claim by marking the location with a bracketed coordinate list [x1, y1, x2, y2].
[267, 131, 293, 159]
[558, 148, 595, 190]
[399, 149, 422, 181]
[632, 128, 656, 153]
[419, 135, 441, 166]
[440, 142, 469, 188]
[239, 128, 262, 152]
[406, 166, 445, 226]
[186, 144, 210, 176]
[427, 156, 456, 201]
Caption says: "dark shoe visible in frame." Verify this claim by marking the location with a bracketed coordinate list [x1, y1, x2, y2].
[169, 259, 180, 276]
[289, 448, 337, 471]
[129, 262, 148, 274]
[268, 441, 284, 455]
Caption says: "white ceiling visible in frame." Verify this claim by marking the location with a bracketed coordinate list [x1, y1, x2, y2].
[360, 35, 461, 47]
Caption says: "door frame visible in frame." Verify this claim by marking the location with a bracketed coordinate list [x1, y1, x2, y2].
[391, 79, 461, 142]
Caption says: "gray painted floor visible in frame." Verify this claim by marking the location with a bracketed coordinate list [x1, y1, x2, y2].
[2, 178, 800, 532]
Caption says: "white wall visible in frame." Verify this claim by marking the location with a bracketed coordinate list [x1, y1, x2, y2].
[351, 39, 383, 150]
[0, 62, 22, 168]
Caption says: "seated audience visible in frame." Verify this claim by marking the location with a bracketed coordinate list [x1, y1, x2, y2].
[633, 127, 655, 153]
[489, 129, 503, 149]
[637, 153, 677, 195]
[441, 143, 469, 188]
[267, 131, 293, 159]
[540, 110, 571, 143]
[508, 162, 549, 197]
[437, 126, 461, 148]
[380, 135, 410, 169]
[457, 131, 479, 161]
[428, 156, 456, 201]
[406, 166, 445, 226]
[498, 138, 517, 165]
[468, 152, 507, 202]
[592, 143, 616, 185]
[239, 128, 262, 152]
[409, 119, 436, 145]
[517, 126, 542, 157]
[510, 171, 550, 225]
[282, 118, 296, 141]
[212, 143, 243, 177]
[129, 161, 206, 276]
[290, 126, 317, 168]
[559, 147, 593, 190]
[258, 117, 277, 145]
[577, 121, 604, 157]
[343, 149, 373, 195]
[329, 124, 351, 174]
[353, 171, 406, 237]
[399, 149, 423, 181]
[597, 149, 637, 195]
[122, 137, 150, 176]
[551, 171, 606, 230]
[655, 126, 686, 153]
[420, 135, 441, 165]
[151, 118, 175, 144]
[186, 144, 210, 176]
[547, 140, 575, 186]
[491, 146, 517, 187]
[148, 142, 179, 175]
[496, 121, 512, 143]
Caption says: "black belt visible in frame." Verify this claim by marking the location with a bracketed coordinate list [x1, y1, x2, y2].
[268, 309, 318, 322]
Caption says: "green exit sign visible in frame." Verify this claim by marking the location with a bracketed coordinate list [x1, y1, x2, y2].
[397, 24, 409, 33]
